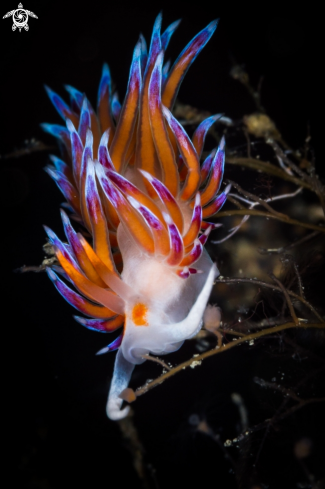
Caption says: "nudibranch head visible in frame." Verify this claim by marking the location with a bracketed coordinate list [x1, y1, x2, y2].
[42, 13, 229, 420]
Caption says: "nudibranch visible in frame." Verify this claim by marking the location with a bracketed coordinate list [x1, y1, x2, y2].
[41, 14, 230, 420]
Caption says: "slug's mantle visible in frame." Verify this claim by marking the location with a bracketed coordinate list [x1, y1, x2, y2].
[42, 14, 229, 420]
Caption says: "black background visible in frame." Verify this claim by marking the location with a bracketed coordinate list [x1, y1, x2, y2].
[2, 3, 323, 488]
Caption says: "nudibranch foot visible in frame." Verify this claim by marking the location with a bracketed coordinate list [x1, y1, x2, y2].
[107, 262, 218, 420]
[107, 349, 135, 420]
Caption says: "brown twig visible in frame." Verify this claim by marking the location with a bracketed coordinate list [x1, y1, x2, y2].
[250, 381, 325, 466]
[213, 187, 303, 244]
[216, 276, 324, 323]
[248, 386, 325, 436]
[226, 194, 246, 210]
[216, 208, 324, 233]
[254, 377, 301, 402]
[269, 273, 299, 325]
[230, 64, 265, 113]
[268, 139, 312, 182]
[293, 262, 305, 299]
[141, 354, 171, 371]
[258, 230, 320, 254]
[1, 140, 56, 159]
[219, 328, 245, 337]
[268, 139, 325, 215]
[283, 336, 325, 365]
[226, 157, 313, 190]
[135, 323, 325, 398]
[227, 180, 296, 219]
[243, 128, 252, 158]
[117, 410, 153, 489]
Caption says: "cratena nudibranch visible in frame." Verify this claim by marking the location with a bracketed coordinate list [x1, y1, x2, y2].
[41, 13, 230, 420]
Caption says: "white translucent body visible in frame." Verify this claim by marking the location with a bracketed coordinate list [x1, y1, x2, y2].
[107, 225, 218, 420]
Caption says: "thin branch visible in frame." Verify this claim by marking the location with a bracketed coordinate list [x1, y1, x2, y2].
[226, 194, 246, 210]
[269, 273, 299, 325]
[293, 262, 305, 299]
[212, 214, 250, 244]
[247, 394, 325, 437]
[135, 323, 325, 398]
[213, 187, 303, 244]
[243, 128, 252, 158]
[227, 180, 295, 219]
[230, 366, 325, 447]
[1, 140, 56, 159]
[268, 139, 312, 182]
[219, 328, 245, 337]
[230, 64, 265, 112]
[117, 410, 153, 489]
[231, 392, 249, 431]
[283, 336, 325, 365]
[230, 187, 303, 207]
[268, 139, 325, 215]
[215, 208, 324, 233]
[216, 276, 324, 323]
[254, 377, 301, 402]
[141, 354, 171, 371]
[226, 157, 312, 190]
[258, 230, 320, 254]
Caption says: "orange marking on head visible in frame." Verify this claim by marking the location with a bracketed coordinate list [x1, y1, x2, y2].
[132, 303, 149, 326]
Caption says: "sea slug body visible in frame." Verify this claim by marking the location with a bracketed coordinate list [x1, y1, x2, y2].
[42, 13, 229, 419]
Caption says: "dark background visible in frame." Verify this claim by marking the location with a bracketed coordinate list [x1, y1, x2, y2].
[2, 3, 323, 488]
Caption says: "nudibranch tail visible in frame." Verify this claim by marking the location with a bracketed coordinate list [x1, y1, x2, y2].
[106, 349, 135, 420]
[42, 14, 227, 420]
